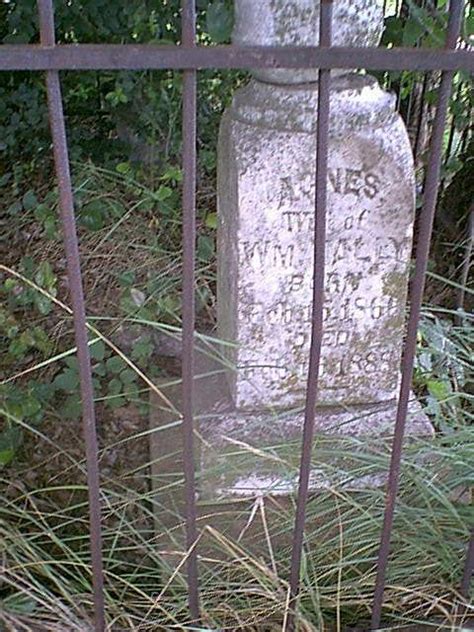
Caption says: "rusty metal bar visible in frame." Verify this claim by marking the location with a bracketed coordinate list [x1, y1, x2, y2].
[180, 0, 200, 623]
[370, 1, 464, 628]
[287, 1, 333, 630]
[1, 44, 472, 72]
[36, 2, 105, 631]
[461, 529, 474, 599]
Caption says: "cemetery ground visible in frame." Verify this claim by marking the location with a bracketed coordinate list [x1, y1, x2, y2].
[0, 150, 472, 630]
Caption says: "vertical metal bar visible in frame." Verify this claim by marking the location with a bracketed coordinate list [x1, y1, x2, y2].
[36, 2, 105, 631]
[461, 529, 474, 599]
[287, 1, 333, 630]
[180, 0, 200, 623]
[370, 1, 464, 629]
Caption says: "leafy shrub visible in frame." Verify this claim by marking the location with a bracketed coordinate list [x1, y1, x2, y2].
[414, 314, 473, 433]
[0, 0, 237, 172]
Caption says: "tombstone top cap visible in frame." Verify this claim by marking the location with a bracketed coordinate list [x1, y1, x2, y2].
[233, 0, 384, 84]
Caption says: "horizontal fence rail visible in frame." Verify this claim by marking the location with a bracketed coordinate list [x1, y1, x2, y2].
[1, 44, 473, 72]
[1, 0, 472, 630]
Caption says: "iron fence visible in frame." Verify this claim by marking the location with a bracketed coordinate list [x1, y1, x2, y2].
[1, 0, 473, 630]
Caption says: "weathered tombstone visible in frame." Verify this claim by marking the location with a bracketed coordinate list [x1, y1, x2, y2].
[206, 0, 433, 495]
[150, 0, 433, 506]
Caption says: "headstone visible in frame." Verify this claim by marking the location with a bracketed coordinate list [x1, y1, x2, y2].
[210, 0, 433, 493]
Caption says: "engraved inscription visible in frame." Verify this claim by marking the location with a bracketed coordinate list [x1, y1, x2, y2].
[246, 295, 399, 328]
[239, 241, 295, 268]
[235, 158, 408, 407]
[219, 113, 415, 410]
[278, 168, 381, 211]
[327, 168, 380, 198]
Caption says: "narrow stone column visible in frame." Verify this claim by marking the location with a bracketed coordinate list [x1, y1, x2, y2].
[209, 0, 432, 496]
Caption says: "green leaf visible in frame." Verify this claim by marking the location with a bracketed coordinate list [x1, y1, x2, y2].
[157, 294, 180, 316]
[54, 368, 80, 393]
[427, 379, 451, 401]
[382, 16, 403, 46]
[118, 270, 136, 287]
[417, 351, 433, 374]
[402, 18, 426, 47]
[93, 362, 107, 377]
[120, 368, 137, 385]
[131, 337, 153, 362]
[62, 395, 82, 420]
[108, 377, 123, 395]
[465, 13, 474, 38]
[0, 172, 11, 187]
[0, 447, 15, 466]
[116, 161, 131, 174]
[79, 200, 106, 232]
[106, 356, 126, 374]
[7, 200, 22, 215]
[0, 426, 22, 466]
[200, 149, 216, 172]
[197, 234, 215, 262]
[156, 185, 173, 202]
[44, 216, 58, 239]
[205, 212, 218, 229]
[161, 165, 183, 183]
[35, 261, 56, 291]
[22, 189, 38, 211]
[206, 0, 233, 43]
[8, 336, 28, 359]
[34, 203, 49, 221]
[108, 199, 127, 218]
[34, 294, 52, 316]
[21, 394, 42, 419]
[90, 339, 106, 361]
[124, 384, 139, 402]
[65, 356, 79, 370]
[4, 278, 17, 292]
[106, 395, 126, 409]
[21, 257, 35, 277]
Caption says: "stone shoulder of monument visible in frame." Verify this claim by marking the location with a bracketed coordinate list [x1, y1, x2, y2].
[229, 75, 399, 135]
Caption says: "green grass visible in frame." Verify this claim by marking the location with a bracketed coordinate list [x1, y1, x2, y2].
[0, 418, 472, 630]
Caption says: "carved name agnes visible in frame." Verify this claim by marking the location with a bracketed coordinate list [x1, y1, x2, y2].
[279, 167, 381, 206]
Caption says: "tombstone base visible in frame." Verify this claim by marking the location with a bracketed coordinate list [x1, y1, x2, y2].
[149, 342, 433, 504]
[198, 398, 433, 499]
